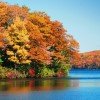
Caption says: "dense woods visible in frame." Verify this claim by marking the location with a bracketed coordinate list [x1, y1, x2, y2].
[0, 2, 79, 78]
[72, 50, 100, 69]
[0, 2, 99, 79]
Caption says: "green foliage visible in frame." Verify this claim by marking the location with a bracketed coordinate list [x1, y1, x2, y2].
[51, 59, 60, 72]
[0, 58, 3, 64]
[16, 64, 30, 72]
[39, 66, 55, 78]
[16, 64, 31, 77]
[0, 66, 27, 79]
[0, 50, 3, 65]
[51, 58, 71, 77]
[59, 63, 71, 76]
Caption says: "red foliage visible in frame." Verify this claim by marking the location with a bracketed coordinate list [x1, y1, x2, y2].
[29, 68, 35, 77]
[6, 72, 17, 79]
[56, 70, 65, 78]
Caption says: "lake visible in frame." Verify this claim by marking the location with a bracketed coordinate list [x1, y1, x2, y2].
[0, 69, 100, 100]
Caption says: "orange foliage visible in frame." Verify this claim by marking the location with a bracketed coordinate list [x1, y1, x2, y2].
[0, 2, 8, 27]
[72, 50, 100, 68]
[0, 2, 79, 66]
[0, 2, 29, 28]
[0, 27, 5, 48]
[27, 12, 79, 64]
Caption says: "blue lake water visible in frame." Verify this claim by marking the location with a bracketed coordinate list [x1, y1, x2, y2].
[0, 69, 100, 100]
[70, 69, 100, 78]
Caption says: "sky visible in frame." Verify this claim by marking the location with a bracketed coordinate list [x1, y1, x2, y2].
[2, 0, 100, 52]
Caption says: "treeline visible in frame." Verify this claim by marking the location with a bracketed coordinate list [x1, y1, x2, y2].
[72, 50, 100, 69]
[0, 2, 79, 78]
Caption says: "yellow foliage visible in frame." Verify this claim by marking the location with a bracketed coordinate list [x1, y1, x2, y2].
[13, 45, 20, 50]
[25, 44, 30, 49]
[6, 17, 31, 64]
[6, 51, 14, 56]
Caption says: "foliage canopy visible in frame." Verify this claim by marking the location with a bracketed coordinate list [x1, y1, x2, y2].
[0, 2, 79, 78]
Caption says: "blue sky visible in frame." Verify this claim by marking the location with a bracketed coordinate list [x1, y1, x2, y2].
[3, 0, 100, 52]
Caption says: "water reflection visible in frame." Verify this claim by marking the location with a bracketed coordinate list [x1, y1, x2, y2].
[0, 79, 72, 93]
[1, 70, 100, 100]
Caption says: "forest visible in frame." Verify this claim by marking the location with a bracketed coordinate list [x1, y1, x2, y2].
[0, 2, 99, 79]
[72, 50, 100, 69]
[0, 2, 79, 79]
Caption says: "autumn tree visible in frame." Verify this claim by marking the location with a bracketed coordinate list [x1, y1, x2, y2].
[72, 50, 100, 69]
[0, 2, 80, 78]
[0, 2, 8, 27]
[6, 17, 31, 65]
[26, 12, 79, 77]
[0, 2, 29, 29]
[26, 12, 51, 65]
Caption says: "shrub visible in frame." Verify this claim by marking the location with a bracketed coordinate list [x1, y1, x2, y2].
[0, 66, 27, 79]
[39, 67, 55, 78]
[51, 59, 71, 77]
[28, 68, 35, 77]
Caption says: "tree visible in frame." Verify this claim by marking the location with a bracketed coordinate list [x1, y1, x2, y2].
[6, 17, 31, 65]
[26, 13, 51, 64]
[0, 2, 80, 78]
